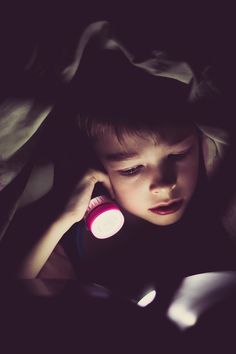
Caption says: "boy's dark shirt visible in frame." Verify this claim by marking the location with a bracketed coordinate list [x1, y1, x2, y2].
[63, 194, 236, 308]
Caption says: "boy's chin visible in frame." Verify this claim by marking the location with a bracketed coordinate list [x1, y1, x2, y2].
[123, 208, 185, 227]
[149, 217, 181, 226]
[143, 209, 184, 226]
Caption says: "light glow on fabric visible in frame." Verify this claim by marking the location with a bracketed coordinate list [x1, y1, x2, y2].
[166, 272, 236, 330]
[167, 303, 197, 330]
[137, 290, 157, 307]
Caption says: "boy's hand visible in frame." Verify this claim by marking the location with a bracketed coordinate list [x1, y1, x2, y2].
[60, 169, 114, 226]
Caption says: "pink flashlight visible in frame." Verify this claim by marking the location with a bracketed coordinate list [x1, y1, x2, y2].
[84, 195, 125, 239]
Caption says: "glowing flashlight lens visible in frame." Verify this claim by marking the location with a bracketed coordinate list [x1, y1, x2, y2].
[91, 209, 124, 238]
[85, 196, 124, 239]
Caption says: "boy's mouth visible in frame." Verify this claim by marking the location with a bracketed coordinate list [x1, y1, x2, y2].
[149, 199, 183, 215]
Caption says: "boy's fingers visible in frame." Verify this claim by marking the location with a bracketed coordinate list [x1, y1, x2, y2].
[83, 170, 115, 199]
[64, 169, 115, 223]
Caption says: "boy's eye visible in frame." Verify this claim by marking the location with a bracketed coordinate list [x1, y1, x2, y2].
[168, 148, 192, 161]
[119, 165, 143, 176]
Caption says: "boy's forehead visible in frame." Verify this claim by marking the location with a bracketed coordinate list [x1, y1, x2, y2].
[95, 132, 145, 155]
[94, 124, 197, 157]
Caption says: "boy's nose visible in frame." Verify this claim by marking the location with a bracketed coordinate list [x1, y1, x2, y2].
[150, 182, 177, 195]
[149, 163, 177, 195]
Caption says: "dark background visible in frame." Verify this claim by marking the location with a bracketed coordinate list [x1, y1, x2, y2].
[0, 2, 236, 353]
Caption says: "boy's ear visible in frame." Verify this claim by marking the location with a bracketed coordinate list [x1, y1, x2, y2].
[93, 179, 115, 200]
[101, 173, 116, 200]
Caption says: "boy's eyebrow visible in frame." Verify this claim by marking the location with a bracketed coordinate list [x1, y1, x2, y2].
[170, 134, 196, 147]
[104, 151, 139, 161]
[103, 134, 197, 161]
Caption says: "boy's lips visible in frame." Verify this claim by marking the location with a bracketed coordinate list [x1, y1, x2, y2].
[149, 199, 183, 215]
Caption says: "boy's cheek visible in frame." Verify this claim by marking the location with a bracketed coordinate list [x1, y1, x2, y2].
[110, 182, 125, 200]
[110, 182, 133, 206]
[108, 177, 124, 201]
[182, 169, 199, 198]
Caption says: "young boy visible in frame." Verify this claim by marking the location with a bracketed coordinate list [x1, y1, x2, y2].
[17, 60, 236, 298]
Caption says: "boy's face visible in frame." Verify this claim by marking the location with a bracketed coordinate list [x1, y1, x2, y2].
[93, 125, 200, 226]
